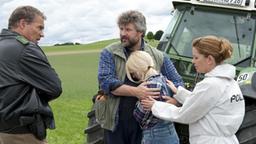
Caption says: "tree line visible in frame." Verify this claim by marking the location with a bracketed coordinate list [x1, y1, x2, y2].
[54, 42, 81, 46]
[146, 30, 164, 41]
[53, 30, 163, 46]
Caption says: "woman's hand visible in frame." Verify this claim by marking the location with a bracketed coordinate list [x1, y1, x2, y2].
[162, 96, 178, 105]
[166, 79, 177, 94]
[141, 97, 156, 111]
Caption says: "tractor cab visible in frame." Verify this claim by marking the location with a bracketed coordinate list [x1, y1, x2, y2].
[157, 0, 256, 143]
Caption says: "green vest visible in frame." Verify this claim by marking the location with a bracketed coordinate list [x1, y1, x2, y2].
[95, 41, 164, 131]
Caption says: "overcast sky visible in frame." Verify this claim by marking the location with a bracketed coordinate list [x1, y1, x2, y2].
[0, 0, 173, 46]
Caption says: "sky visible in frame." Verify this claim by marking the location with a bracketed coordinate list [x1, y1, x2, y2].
[0, 0, 173, 46]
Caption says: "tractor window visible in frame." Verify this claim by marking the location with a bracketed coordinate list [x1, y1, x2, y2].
[168, 7, 256, 66]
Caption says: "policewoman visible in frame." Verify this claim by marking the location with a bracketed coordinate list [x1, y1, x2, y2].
[142, 35, 245, 144]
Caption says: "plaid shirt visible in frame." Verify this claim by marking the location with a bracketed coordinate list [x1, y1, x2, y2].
[98, 48, 184, 95]
[134, 74, 174, 129]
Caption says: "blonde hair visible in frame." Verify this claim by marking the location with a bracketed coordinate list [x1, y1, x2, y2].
[192, 35, 233, 64]
[126, 51, 157, 83]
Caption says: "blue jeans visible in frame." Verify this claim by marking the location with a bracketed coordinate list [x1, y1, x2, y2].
[142, 121, 179, 144]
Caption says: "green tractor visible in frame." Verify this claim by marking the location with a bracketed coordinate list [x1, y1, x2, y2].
[85, 0, 256, 143]
[157, 0, 256, 143]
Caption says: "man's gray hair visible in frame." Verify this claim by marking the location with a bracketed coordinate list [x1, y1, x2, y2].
[8, 5, 46, 29]
[117, 10, 147, 37]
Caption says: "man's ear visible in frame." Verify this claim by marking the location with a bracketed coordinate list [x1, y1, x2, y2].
[138, 31, 144, 37]
[17, 19, 27, 29]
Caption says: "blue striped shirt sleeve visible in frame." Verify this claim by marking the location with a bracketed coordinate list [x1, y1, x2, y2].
[98, 49, 123, 95]
[161, 56, 184, 87]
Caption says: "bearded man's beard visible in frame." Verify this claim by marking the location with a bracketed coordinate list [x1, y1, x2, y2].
[121, 36, 139, 49]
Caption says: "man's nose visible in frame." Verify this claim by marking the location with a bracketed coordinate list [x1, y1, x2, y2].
[40, 31, 44, 38]
[120, 29, 127, 36]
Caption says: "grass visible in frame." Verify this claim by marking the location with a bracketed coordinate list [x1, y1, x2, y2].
[44, 38, 159, 144]
[46, 52, 100, 144]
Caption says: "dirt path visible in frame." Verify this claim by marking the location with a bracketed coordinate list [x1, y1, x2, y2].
[45, 49, 101, 56]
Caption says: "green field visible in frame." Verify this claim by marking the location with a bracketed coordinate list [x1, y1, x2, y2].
[44, 39, 159, 144]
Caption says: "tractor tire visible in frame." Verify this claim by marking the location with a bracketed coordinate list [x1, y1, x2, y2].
[236, 99, 256, 144]
[175, 123, 189, 144]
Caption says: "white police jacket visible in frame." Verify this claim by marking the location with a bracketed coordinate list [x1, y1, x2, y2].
[152, 64, 245, 144]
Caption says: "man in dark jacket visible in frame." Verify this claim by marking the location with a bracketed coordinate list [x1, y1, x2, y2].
[0, 6, 62, 144]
